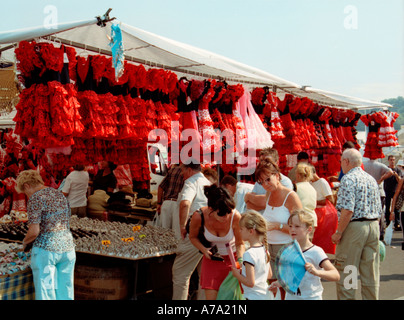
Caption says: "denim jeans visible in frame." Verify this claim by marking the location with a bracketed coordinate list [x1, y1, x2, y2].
[31, 247, 76, 300]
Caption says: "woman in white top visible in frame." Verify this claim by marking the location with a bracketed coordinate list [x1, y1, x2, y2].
[295, 163, 318, 231]
[189, 185, 244, 300]
[309, 164, 335, 207]
[62, 164, 89, 217]
[256, 159, 302, 278]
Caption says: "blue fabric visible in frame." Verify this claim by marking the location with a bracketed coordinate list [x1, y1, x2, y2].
[109, 23, 125, 81]
[0, 269, 35, 300]
[30, 247, 76, 300]
[275, 240, 306, 295]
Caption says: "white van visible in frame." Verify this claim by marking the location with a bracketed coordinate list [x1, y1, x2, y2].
[147, 143, 168, 193]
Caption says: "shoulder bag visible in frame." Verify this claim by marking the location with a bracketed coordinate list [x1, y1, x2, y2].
[185, 208, 212, 248]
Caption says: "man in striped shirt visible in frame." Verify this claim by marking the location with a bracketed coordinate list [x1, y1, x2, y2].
[156, 164, 184, 239]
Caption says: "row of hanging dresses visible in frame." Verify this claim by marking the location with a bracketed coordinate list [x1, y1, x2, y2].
[254, 90, 361, 178]
[14, 40, 367, 182]
[14, 41, 184, 188]
[174, 78, 272, 173]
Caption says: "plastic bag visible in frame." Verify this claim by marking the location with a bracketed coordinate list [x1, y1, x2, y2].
[217, 272, 245, 300]
[379, 240, 386, 262]
[385, 223, 393, 246]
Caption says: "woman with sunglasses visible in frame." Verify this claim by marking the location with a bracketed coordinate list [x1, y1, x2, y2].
[256, 159, 302, 288]
[189, 184, 245, 300]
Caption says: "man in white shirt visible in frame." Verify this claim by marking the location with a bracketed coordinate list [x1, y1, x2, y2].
[172, 161, 211, 300]
[62, 165, 89, 217]
[288, 151, 310, 184]
[221, 175, 253, 214]
[310, 164, 334, 206]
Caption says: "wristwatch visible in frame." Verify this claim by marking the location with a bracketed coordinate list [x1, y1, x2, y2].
[279, 223, 283, 231]
[335, 230, 341, 235]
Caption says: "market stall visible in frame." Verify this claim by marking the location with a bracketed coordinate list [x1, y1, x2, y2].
[0, 9, 395, 300]
[0, 215, 178, 300]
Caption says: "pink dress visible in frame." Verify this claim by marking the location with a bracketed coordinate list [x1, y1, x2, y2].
[238, 89, 273, 151]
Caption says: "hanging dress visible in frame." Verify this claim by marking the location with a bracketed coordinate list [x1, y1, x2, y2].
[238, 89, 273, 151]
[361, 113, 384, 160]
[377, 111, 399, 148]
[198, 81, 222, 155]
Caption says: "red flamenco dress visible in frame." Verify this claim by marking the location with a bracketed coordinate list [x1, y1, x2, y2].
[275, 94, 301, 156]
[229, 84, 248, 154]
[178, 79, 202, 160]
[318, 107, 336, 149]
[198, 81, 222, 156]
[377, 111, 399, 148]
[361, 113, 384, 160]
[265, 91, 285, 140]
[210, 83, 235, 172]
[14, 41, 44, 81]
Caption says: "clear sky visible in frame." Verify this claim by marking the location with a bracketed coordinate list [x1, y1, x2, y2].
[1, 0, 403, 102]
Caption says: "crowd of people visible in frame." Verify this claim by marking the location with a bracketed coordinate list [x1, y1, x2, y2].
[156, 146, 403, 301]
[2, 138, 403, 300]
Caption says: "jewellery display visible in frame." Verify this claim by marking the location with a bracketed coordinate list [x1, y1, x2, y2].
[0, 242, 31, 276]
[70, 216, 178, 259]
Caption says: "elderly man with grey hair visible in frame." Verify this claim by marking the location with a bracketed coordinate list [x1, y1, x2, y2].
[332, 148, 382, 300]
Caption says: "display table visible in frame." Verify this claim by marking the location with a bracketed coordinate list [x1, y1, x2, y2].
[0, 217, 178, 300]
[108, 205, 156, 224]
[75, 250, 175, 300]
[71, 216, 177, 300]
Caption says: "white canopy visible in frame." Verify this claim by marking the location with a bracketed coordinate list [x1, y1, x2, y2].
[0, 13, 392, 110]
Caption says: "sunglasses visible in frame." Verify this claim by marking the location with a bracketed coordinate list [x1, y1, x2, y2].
[257, 176, 272, 185]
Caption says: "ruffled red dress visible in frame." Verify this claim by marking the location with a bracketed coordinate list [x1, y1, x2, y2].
[197, 82, 221, 155]
[361, 113, 384, 160]
[377, 111, 399, 148]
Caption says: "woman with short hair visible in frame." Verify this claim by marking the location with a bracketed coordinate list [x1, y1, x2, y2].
[62, 164, 89, 218]
[16, 170, 76, 300]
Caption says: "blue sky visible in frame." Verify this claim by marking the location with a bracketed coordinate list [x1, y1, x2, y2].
[1, 0, 403, 102]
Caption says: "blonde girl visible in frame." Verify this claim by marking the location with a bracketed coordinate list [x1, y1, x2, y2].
[231, 210, 273, 300]
[270, 209, 340, 300]
[295, 162, 317, 234]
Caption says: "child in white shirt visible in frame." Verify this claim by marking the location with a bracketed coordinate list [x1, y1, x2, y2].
[231, 210, 272, 300]
[269, 210, 340, 300]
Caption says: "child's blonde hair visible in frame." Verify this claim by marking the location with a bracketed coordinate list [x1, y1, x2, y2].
[288, 209, 315, 228]
[240, 210, 270, 263]
[295, 162, 313, 182]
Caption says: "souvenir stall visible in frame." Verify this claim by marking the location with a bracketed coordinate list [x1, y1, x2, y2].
[0, 10, 394, 300]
